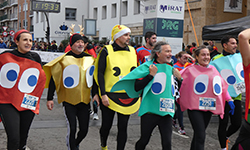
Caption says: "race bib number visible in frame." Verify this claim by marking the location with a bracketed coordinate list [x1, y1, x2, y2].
[199, 97, 216, 110]
[144, 55, 151, 62]
[160, 98, 174, 113]
[21, 94, 39, 110]
[233, 82, 245, 95]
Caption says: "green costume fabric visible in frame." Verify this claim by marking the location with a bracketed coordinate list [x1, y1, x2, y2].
[111, 60, 175, 117]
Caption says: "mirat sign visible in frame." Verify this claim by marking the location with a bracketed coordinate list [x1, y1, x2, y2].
[159, 5, 183, 13]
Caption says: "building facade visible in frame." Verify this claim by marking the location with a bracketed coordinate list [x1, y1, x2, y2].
[32, 0, 88, 45]
[0, 0, 18, 40]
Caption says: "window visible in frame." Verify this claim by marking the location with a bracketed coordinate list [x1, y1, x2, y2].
[93, 7, 98, 19]
[36, 12, 39, 23]
[134, 0, 140, 14]
[23, 3, 27, 11]
[19, 5, 21, 12]
[111, 3, 117, 18]
[65, 8, 76, 20]
[102, 5, 107, 19]
[19, 20, 21, 28]
[122, 1, 128, 16]
[23, 19, 27, 27]
[41, 13, 44, 22]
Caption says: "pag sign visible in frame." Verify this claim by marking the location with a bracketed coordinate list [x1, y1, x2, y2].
[2, 31, 8, 37]
[143, 18, 183, 38]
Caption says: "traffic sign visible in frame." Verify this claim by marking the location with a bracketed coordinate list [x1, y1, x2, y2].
[2, 31, 8, 37]
[9, 30, 15, 36]
[2, 26, 8, 31]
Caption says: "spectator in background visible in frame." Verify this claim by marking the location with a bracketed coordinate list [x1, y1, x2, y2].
[185, 45, 192, 55]
[136, 31, 157, 65]
[208, 40, 218, 51]
[58, 42, 64, 52]
[208, 45, 220, 60]
[189, 42, 197, 54]
[51, 40, 58, 52]
[0, 38, 7, 48]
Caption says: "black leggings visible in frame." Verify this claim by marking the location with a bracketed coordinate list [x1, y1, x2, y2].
[99, 102, 130, 150]
[135, 113, 172, 150]
[0, 104, 35, 150]
[218, 100, 242, 148]
[63, 102, 90, 150]
[188, 110, 212, 150]
[173, 101, 184, 128]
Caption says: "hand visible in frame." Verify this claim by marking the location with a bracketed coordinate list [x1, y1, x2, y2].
[173, 68, 182, 80]
[228, 100, 235, 115]
[149, 64, 158, 76]
[47, 100, 54, 110]
[101, 94, 110, 107]
[92, 94, 100, 106]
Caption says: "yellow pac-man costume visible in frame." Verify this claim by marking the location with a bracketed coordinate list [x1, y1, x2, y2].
[94, 45, 140, 115]
[44, 54, 95, 105]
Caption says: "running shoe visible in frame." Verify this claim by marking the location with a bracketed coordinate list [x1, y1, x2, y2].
[172, 119, 178, 129]
[93, 113, 99, 120]
[178, 128, 186, 135]
[101, 146, 108, 150]
[226, 138, 230, 150]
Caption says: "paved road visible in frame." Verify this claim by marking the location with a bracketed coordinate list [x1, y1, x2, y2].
[0, 89, 240, 150]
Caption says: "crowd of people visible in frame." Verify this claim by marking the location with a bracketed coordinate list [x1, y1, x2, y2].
[0, 25, 250, 150]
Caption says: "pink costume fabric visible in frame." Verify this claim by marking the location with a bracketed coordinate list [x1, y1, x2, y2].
[178, 64, 231, 119]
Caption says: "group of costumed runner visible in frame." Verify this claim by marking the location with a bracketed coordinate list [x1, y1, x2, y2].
[0, 24, 250, 150]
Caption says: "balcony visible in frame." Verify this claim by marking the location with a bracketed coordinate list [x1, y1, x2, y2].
[10, 0, 17, 6]
[10, 13, 17, 20]
[29, 11, 33, 17]
[0, 0, 10, 10]
[0, 14, 10, 22]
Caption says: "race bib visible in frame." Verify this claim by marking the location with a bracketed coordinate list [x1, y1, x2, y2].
[144, 55, 151, 62]
[21, 94, 39, 110]
[160, 98, 174, 113]
[233, 82, 245, 95]
[199, 97, 216, 110]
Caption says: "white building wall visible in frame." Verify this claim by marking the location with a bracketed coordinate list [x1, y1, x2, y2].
[89, 0, 144, 41]
[33, 0, 87, 45]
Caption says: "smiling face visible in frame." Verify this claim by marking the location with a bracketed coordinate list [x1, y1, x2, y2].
[71, 40, 86, 55]
[16, 33, 32, 54]
[116, 32, 131, 48]
[196, 48, 210, 67]
[156, 44, 172, 64]
[223, 38, 237, 54]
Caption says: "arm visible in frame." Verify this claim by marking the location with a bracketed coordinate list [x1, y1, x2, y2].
[46, 77, 56, 110]
[97, 48, 110, 106]
[134, 64, 157, 92]
[238, 28, 250, 66]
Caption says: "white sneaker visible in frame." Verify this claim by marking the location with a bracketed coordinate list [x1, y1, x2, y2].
[26, 146, 31, 150]
[93, 113, 99, 120]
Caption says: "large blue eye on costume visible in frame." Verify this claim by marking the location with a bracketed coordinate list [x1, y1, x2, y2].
[210, 53, 245, 97]
[194, 74, 208, 95]
[151, 73, 166, 95]
[63, 64, 79, 89]
[18, 68, 40, 93]
[213, 76, 222, 95]
[0, 63, 20, 88]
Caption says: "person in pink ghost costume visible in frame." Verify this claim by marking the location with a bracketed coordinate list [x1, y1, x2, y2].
[178, 45, 235, 150]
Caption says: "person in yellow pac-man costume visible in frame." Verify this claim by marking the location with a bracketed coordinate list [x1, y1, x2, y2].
[94, 24, 139, 150]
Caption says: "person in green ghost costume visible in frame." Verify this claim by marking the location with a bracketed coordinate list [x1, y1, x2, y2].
[112, 41, 182, 150]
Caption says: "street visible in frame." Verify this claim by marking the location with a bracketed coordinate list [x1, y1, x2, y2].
[0, 89, 240, 150]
